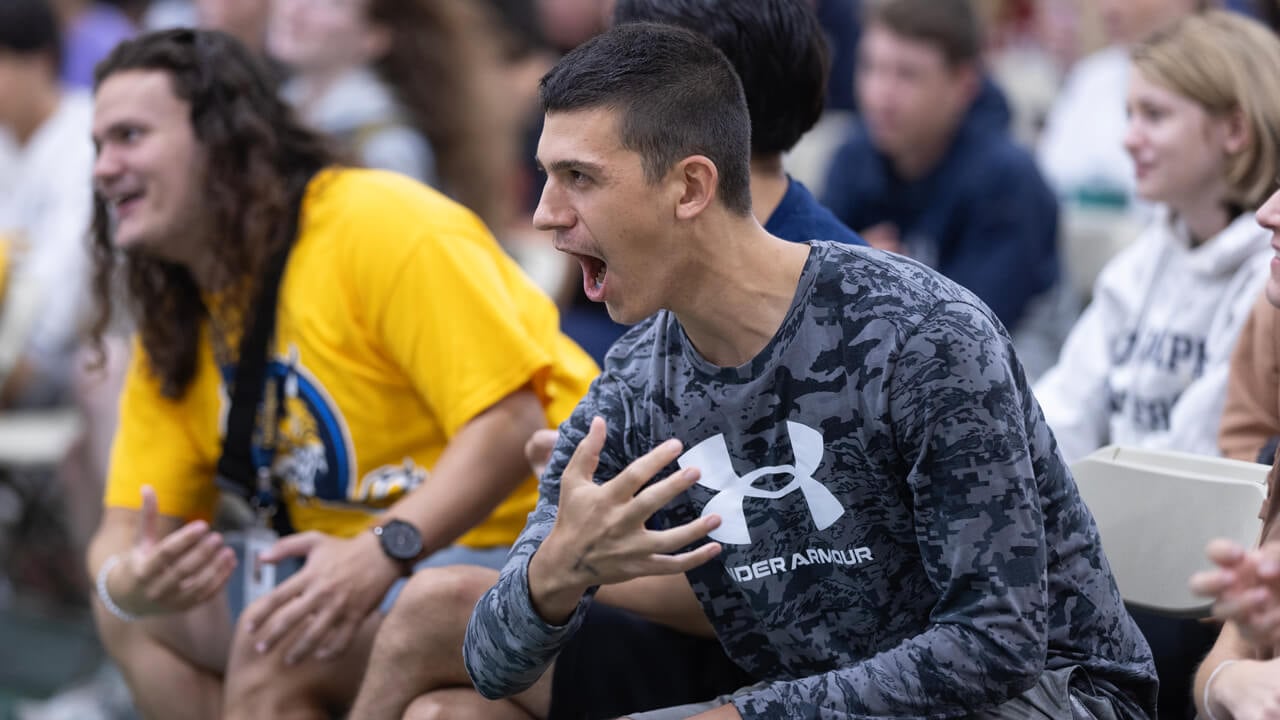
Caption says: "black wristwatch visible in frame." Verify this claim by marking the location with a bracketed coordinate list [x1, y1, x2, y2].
[372, 519, 424, 575]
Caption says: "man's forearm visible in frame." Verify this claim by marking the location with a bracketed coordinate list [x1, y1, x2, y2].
[527, 532, 593, 625]
[382, 389, 545, 554]
[464, 504, 590, 699]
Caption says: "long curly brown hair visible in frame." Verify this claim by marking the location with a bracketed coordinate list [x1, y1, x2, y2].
[366, 0, 513, 231]
[89, 29, 336, 399]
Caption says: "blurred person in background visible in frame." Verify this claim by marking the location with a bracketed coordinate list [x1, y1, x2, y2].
[51, 0, 135, 89]
[821, 0, 1063, 378]
[1037, 0, 1203, 217]
[267, 0, 513, 232]
[0, 2, 117, 717]
[979, 0, 1063, 148]
[1035, 7, 1279, 484]
[143, 0, 270, 55]
[1033, 11, 1280, 717]
[0, 0, 94, 411]
[194, 0, 269, 53]
[534, 0, 612, 53]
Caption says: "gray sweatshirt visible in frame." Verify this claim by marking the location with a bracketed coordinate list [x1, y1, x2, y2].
[465, 241, 1158, 718]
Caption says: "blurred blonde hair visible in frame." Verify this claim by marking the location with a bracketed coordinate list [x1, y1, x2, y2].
[1132, 10, 1280, 211]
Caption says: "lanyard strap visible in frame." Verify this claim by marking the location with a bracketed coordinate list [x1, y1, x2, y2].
[215, 173, 314, 534]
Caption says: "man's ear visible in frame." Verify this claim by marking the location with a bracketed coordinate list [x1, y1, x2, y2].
[673, 155, 718, 221]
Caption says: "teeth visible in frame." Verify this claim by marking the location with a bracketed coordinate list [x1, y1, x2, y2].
[595, 268, 605, 287]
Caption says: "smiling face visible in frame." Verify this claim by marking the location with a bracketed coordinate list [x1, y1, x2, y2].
[533, 107, 682, 325]
[92, 70, 209, 263]
[1123, 70, 1234, 213]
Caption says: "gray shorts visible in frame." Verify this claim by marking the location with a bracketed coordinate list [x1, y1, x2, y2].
[629, 666, 1132, 720]
[378, 544, 509, 612]
[225, 536, 508, 620]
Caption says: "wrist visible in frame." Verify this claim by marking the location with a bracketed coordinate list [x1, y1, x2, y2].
[1205, 658, 1249, 720]
[96, 554, 140, 623]
[528, 533, 591, 625]
[362, 527, 412, 581]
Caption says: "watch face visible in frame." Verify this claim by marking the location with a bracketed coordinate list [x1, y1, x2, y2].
[379, 520, 423, 561]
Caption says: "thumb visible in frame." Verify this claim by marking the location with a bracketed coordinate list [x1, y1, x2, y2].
[137, 485, 159, 549]
[258, 531, 322, 564]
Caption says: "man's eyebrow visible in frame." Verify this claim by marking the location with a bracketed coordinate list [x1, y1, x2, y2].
[538, 159, 606, 176]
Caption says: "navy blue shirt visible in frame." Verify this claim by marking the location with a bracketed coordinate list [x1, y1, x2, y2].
[822, 78, 1058, 331]
[766, 177, 866, 247]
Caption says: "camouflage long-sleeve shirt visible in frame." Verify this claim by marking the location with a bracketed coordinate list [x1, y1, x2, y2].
[465, 242, 1157, 719]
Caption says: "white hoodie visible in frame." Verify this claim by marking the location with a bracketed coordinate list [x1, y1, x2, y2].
[0, 91, 94, 405]
[1035, 208, 1271, 462]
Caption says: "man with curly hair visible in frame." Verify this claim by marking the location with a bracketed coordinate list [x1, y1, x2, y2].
[84, 28, 596, 718]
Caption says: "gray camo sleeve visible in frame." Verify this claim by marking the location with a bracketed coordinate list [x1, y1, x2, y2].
[734, 302, 1051, 718]
[463, 377, 633, 699]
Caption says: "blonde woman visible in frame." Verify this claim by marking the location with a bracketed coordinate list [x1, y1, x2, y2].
[1035, 10, 1280, 464]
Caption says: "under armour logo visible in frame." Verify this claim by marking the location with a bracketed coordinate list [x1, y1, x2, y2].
[678, 422, 845, 544]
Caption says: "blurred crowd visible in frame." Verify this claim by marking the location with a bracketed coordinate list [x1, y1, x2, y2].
[3, 0, 1280, 718]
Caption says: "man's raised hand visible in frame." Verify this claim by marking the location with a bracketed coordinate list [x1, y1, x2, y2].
[528, 417, 721, 623]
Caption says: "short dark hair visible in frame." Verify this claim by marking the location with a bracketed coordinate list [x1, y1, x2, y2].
[864, 0, 981, 67]
[613, 0, 828, 156]
[91, 29, 336, 398]
[539, 22, 753, 216]
[0, 0, 62, 64]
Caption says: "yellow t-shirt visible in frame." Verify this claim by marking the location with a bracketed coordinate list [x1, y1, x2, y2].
[105, 168, 598, 547]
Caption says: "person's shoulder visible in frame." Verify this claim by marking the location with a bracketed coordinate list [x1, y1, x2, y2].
[595, 312, 675, 388]
[812, 240, 988, 328]
[771, 179, 866, 246]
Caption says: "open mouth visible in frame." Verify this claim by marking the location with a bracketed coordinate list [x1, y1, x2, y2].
[573, 253, 608, 302]
[112, 190, 145, 219]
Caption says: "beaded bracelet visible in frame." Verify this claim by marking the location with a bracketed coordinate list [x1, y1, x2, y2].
[1202, 659, 1239, 720]
[95, 554, 138, 623]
